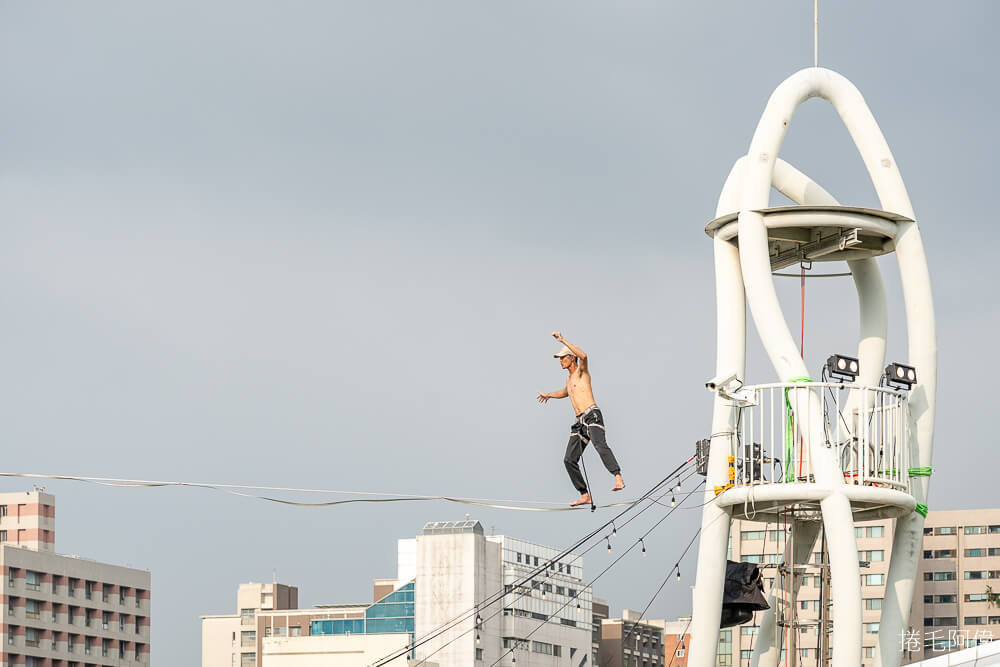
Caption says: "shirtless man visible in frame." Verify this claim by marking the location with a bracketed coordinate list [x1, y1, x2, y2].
[537, 331, 625, 507]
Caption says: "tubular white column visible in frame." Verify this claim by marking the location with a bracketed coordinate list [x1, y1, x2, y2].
[687, 159, 746, 667]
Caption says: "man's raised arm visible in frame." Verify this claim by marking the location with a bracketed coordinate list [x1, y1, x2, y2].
[552, 331, 588, 369]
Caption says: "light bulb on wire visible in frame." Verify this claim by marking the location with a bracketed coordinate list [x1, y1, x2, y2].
[670, 495, 676, 508]
[674, 479, 681, 493]
[676, 565, 681, 582]
[607, 537, 612, 554]
[640, 539, 647, 557]
[612, 522, 617, 537]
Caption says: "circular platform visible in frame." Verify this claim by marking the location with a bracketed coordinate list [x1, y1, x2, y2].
[713, 482, 916, 522]
[704, 205, 913, 270]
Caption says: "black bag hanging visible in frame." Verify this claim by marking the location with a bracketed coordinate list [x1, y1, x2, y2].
[720, 560, 770, 628]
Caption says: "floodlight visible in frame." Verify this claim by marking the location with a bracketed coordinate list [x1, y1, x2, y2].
[826, 354, 860, 382]
[884, 362, 917, 389]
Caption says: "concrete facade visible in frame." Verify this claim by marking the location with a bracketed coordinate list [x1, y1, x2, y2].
[598, 609, 667, 667]
[906, 510, 1000, 663]
[201, 583, 337, 667]
[727, 516, 894, 667]
[260, 635, 412, 667]
[0, 491, 152, 667]
[202, 520, 592, 667]
[722, 510, 1000, 667]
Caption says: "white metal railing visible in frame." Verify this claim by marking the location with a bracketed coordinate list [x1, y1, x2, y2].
[730, 382, 911, 492]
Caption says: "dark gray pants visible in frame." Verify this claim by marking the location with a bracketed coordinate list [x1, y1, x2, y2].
[564, 407, 621, 495]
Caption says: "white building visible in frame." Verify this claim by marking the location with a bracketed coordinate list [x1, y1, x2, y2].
[204, 520, 593, 667]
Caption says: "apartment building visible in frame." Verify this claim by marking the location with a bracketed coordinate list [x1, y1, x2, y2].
[906, 509, 1000, 662]
[203, 520, 593, 667]
[593, 599, 609, 667]
[727, 516, 893, 667]
[0, 490, 152, 667]
[661, 618, 690, 667]
[725, 510, 1000, 666]
[201, 583, 337, 667]
[598, 609, 667, 667]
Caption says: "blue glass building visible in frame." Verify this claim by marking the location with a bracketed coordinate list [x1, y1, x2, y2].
[311, 582, 415, 639]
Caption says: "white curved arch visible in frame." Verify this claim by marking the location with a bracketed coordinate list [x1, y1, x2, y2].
[689, 154, 890, 667]
[690, 67, 935, 667]
[736, 67, 935, 667]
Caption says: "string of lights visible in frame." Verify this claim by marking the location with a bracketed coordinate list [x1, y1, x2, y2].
[368, 458, 698, 667]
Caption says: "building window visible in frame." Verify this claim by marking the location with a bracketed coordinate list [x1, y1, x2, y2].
[858, 550, 885, 562]
[967, 593, 989, 602]
[136, 616, 143, 634]
[741, 530, 765, 541]
[290, 626, 301, 637]
[0, 531, 6, 542]
[136, 589, 144, 608]
[865, 598, 883, 610]
[863, 574, 885, 586]
[85, 582, 93, 600]
[532, 640, 554, 655]
[25, 599, 40, 619]
[923, 571, 956, 581]
[241, 631, 256, 648]
[120, 616, 125, 632]
[7, 597, 14, 616]
[933, 595, 956, 603]
[68, 578, 77, 597]
[936, 527, 956, 535]
[863, 647, 875, 658]
[923, 617, 957, 627]
[101, 638, 110, 657]
[965, 571, 988, 580]
[855, 527, 864, 538]
[864, 623, 880, 634]
[476, 647, 484, 661]
[553, 645, 562, 657]
[741, 626, 759, 636]
[534, 556, 539, 566]
[867, 526, 884, 538]
[989, 525, 1000, 534]
[120, 588, 127, 605]
[6, 626, 14, 645]
[965, 526, 987, 535]
[102, 611, 111, 629]
[967, 549, 987, 558]
[923, 550, 933, 559]
[8, 569, 14, 587]
[965, 617, 987, 625]
[241, 608, 256, 624]
[516, 553, 522, 563]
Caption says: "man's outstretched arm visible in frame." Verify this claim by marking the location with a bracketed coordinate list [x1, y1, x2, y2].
[537, 387, 568, 403]
[552, 331, 588, 369]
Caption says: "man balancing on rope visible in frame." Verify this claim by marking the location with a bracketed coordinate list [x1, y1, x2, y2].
[537, 331, 625, 507]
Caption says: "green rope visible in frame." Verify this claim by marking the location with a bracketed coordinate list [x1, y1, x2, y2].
[908, 466, 933, 477]
[783, 377, 813, 482]
[915, 503, 929, 518]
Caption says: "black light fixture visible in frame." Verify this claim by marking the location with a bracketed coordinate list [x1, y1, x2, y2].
[826, 354, 860, 382]
[640, 538, 647, 557]
[884, 362, 917, 389]
[606, 537, 612, 554]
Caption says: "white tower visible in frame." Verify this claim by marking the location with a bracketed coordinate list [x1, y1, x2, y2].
[686, 68, 936, 667]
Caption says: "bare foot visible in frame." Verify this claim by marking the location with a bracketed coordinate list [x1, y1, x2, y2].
[611, 474, 625, 492]
[570, 493, 592, 507]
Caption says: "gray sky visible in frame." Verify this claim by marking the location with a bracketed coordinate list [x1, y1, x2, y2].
[0, 1, 995, 664]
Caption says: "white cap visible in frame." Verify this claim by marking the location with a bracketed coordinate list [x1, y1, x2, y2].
[554, 345, 575, 358]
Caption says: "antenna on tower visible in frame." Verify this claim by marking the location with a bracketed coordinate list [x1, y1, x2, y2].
[813, 0, 819, 67]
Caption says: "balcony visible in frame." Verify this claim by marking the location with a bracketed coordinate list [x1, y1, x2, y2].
[715, 382, 914, 519]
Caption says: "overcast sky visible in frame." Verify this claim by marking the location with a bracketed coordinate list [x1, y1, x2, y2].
[0, 1, 995, 664]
